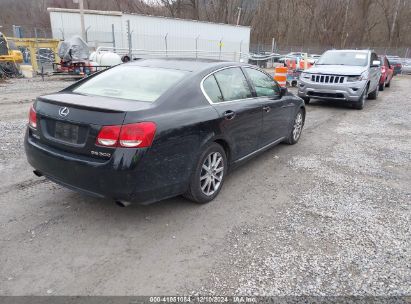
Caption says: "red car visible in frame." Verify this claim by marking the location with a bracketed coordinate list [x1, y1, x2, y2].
[378, 55, 394, 91]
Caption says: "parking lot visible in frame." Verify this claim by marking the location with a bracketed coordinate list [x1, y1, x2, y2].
[0, 75, 410, 296]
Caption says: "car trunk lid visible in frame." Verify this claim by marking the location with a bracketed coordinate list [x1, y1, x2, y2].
[34, 93, 152, 159]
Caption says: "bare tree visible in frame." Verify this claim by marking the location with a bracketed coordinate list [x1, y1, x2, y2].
[0, 0, 410, 50]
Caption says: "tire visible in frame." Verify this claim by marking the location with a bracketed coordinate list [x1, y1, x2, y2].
[121, 55, 131, 62]
[285, 108, 305, 145]
[385, 80, 391, 88]
[302, 97, 310, 104]
[379, 82, 385, 91]
[367, 85, 378, 100]
[184, 143, 227, 204]
[353, 88, 366, 110]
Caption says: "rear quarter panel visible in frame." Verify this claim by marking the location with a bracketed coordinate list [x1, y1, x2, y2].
[123, 74, 222, 197]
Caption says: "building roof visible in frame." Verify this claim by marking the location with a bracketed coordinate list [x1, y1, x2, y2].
[47, 8, 251, 29]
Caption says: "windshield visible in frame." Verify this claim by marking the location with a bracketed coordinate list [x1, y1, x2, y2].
[316, 51, 369, 66]
[73, 65, 188, 102]
[388, 58, 401, 63]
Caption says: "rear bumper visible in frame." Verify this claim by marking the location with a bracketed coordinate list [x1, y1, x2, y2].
[25, 132, 139, 201]
[298, 79, 367, 102]
[24, 130, 185, 204]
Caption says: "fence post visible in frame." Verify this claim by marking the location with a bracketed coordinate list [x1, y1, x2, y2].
[239, 40, 243, 62]
[219, 38, 223, 60]
[33, 28, 39, 72]
[111, 24, 116, 52]
[126, 20, 132, 58]
[271, 38, 275, 66]
[195, 35, 199, 59]
[165, 33, 168, 57]
[59, 28, 65, 40]
[85, 26, 90, 43]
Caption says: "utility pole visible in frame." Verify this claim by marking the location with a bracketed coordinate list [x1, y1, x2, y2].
[73, 0, 86, 40]
[236, 7, 242, 26]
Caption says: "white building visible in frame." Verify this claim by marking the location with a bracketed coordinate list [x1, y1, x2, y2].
[48, 8, 250, 61]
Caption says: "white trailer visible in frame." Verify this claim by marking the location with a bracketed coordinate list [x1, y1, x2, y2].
[48, 8, 250, 61]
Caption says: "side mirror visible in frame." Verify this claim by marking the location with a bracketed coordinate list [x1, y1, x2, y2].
[371, 60, 381, 67]
[280, 86, 288, 97]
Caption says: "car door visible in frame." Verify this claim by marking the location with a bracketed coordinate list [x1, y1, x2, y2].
[385, 57, 393, 82]
[243, 67, 290, 147]
[202, 67, 263, 161]
[370, 52, 381, 91]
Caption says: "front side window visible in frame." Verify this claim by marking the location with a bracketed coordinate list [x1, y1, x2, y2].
[213, 67, 253, 101]
[371, 53, 379, 64]
[73, 65, 188, 102]
[244, 68, 279, 97]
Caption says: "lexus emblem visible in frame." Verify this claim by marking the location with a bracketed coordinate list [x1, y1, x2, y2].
[58, 107, 69, 117]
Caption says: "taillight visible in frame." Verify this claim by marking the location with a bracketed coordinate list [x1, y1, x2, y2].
[29, 105, 37, 129]
[96, 125, 121, 147]
[119, 122, 156, 148]
[96, 122, 156, 148]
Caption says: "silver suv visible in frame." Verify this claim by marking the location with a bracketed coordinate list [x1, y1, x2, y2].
[298, 50, 381, 109]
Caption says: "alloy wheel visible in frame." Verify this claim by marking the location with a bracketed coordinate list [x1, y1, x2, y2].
[200, 152, 224, 196]
[292, 112, 303, 141]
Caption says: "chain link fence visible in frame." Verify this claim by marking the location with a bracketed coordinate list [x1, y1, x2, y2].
[53, 27, 249, 61]
[3, 24, 410, 71]
[250, 43, 411, 58]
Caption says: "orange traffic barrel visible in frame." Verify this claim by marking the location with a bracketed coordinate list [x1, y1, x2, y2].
[274, 66, 287, 87]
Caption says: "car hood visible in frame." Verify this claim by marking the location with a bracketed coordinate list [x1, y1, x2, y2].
[306, 65, 367, 76]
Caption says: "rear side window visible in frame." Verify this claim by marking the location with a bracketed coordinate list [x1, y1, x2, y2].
[371, 53, 379, 64]
[73, 65, 188, 102]
[213, 67, 253, 101]
[244, 67, 279, 97]
[203, 75, 224, 103]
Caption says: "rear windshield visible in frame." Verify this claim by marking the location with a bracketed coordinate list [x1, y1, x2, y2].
[316, 51, 369, 66]
[73, 65, 188, 102]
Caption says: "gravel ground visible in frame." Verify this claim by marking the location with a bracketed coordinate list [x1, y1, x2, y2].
[0, 75, 410, 297]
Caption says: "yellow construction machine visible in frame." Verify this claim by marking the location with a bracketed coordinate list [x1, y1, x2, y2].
[0, 32, 23, 77]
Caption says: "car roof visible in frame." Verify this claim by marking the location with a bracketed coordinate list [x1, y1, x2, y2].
[128, 58, 242, 72]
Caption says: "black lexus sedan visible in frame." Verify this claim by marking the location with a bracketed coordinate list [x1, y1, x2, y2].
[25, 58, 305, 206]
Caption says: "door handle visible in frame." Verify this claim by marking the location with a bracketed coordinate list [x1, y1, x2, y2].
[223, 110, 236, 120]
[263, 106, 271, 113]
